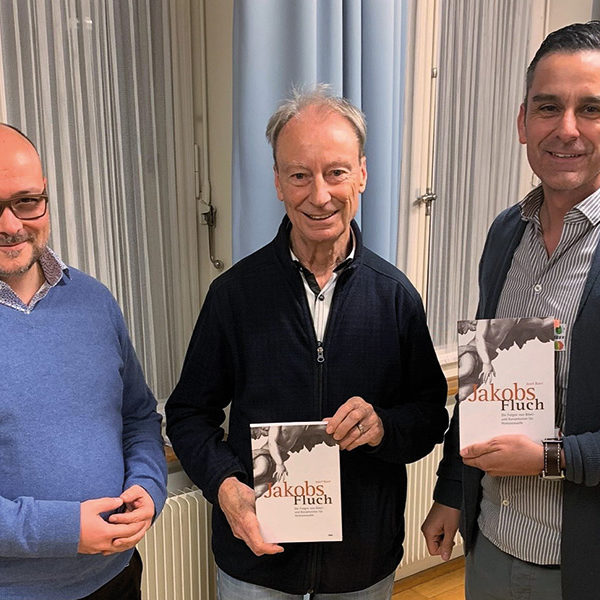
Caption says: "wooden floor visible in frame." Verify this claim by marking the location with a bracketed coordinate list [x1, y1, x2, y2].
[392, 557, 465, 600]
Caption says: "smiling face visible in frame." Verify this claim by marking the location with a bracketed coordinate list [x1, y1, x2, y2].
[518, 50, 600, 203]
[273, 106, 367, 252]
[0, 125, 48, 283]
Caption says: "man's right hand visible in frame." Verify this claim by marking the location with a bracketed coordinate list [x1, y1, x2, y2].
[78, 497, 147, 555]
[218, 476, 284, 556]
[421, 501, 461, 561]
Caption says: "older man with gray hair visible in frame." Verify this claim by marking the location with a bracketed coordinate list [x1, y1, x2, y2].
[167, 85, 448, 599]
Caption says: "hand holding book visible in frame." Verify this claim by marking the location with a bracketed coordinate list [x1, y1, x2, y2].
[325, 395, 384, 451]
[460, 433, 545, 476]
[218, 476, 284, 556]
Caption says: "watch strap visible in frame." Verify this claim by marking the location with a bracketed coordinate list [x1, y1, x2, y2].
[542, 438, 564, 480]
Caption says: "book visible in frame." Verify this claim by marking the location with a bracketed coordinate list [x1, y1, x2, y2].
[457, 317, 556, 448]
[250, 421, 342, 543]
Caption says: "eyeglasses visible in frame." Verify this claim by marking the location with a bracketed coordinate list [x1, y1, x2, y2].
[0, 190, 49, 221]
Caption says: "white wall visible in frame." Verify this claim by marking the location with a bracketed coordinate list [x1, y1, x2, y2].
[548, 0, 595, 30]
[199, 0, 233, 296]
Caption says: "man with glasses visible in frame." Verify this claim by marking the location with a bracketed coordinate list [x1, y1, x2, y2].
[0, 123, 167, 600]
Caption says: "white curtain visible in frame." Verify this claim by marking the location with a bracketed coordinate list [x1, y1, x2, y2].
[0, 0, 200, 399]
[426, 0, 532, 355]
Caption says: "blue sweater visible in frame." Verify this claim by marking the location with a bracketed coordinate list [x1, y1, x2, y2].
[0, 267, 167, 599]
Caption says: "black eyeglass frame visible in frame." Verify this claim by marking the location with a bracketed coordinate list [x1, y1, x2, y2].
[0, 188, 49, 221]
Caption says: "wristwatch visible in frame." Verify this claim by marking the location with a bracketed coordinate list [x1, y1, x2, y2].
[541, 437, 565, 480]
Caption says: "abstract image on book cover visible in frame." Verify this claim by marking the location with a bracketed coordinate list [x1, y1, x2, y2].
[251, 423, 336, 498]
[457, 316, 555, 403]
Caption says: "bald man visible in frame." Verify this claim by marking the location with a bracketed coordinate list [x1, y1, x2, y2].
[0, 123, 167, 600]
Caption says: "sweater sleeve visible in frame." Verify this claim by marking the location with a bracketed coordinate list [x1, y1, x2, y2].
[0, 496, 80, 558]
[563, 432, 600, 486]
[166, 287, 247, 505]
[367, 290, 449, 465]
[113, 304, 168, 518]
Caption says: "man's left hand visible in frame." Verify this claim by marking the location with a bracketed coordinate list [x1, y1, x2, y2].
[460, 434, 544, 476]
[107, 484, 155, 551]
[325, 396, 384, 451]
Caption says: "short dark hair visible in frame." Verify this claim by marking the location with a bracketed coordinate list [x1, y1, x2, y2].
[525, 21, 600, 104]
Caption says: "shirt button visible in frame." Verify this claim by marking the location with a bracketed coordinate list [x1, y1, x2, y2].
[501, 498, 510, 506]
[533, 283, 542, 293]
[318, 294, 325, 301]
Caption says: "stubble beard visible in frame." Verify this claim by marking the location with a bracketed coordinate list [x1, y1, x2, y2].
[0, 235, 46, 279]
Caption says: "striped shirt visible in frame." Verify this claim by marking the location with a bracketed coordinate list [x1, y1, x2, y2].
[478, 185, 600, 564]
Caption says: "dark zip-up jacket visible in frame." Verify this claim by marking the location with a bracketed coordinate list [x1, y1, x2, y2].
[166, 217, 448, 594]
[434, 203, 600, 600]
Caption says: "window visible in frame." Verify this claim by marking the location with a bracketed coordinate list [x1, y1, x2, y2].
[399, 0, 546, 370]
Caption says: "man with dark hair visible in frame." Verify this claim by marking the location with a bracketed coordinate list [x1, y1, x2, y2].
[422, 21, 600, 600]
[0, 123, 167, 599]
[167, 86, 448, 599]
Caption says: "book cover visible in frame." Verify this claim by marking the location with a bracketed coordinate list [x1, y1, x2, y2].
[250, 421, 342, 543]
[457, 317, 556, 448]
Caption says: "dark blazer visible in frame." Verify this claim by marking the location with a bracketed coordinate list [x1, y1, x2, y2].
[434, 203, 600, 600]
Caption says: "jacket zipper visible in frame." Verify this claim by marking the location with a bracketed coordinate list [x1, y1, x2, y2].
[306, 340, 325, 593]
[301, 267, 352, 593]
[316, 340, 325, 417]
[316, 342, 325, 364]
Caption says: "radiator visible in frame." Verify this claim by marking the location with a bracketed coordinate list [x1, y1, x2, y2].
[397, 441, 464, 579]
[137, 448, 460, 598]
[137, 487, 216, 600]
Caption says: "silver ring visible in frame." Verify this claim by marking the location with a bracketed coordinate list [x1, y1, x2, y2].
[356, 422, 365, 434]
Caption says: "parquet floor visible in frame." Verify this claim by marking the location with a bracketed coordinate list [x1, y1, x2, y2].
[392, 557, 465, 600]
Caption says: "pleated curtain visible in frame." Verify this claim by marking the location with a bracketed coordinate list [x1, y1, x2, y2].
[0, 0, 200, 399]
[232, 0, 410, 264]
[427, 0, 533, 353]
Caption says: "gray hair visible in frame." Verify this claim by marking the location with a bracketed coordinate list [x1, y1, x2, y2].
[265, 84, 367, 166]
